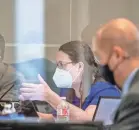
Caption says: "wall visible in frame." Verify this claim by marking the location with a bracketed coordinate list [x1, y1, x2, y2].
[82, 0, 131, 44]
[128, 0, 139, 23]
[0, 0, 139, 63]
[0, 0, 14, 43]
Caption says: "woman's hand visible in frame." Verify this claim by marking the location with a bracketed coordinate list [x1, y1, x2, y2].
[19, 74, 53, 101]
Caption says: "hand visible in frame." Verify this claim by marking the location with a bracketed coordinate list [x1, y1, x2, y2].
[37, 112, 55, 121]
[19, 74, 52, 101]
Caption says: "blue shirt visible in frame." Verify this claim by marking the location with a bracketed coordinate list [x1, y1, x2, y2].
[82, 81, 121, 110]
[60, 81, 121, 110]
[123, 68, 139, 95]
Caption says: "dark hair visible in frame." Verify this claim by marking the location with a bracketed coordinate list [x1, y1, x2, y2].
[59, 41, 97, 67]
[59, 41, 100, 105]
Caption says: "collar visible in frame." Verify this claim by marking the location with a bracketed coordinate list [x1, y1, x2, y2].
[122, 68, 139, 96]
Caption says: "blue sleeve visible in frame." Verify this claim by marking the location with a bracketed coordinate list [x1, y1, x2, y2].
[89, 89, 121, 105]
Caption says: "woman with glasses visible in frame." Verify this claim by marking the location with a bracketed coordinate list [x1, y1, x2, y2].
[19, 41, 121, 121]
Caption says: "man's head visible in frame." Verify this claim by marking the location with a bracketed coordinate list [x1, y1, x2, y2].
[92, 18, 139, 88]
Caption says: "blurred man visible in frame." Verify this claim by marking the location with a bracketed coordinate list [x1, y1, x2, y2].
[0, 34, 23, 100]
[92, 18, 139, 130]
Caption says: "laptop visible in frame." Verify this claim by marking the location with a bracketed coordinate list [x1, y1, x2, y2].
[33, 101, 54, 114]
[93, 96, 121, 126]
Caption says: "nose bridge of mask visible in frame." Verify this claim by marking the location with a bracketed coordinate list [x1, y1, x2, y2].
[56, 67, 71, 77]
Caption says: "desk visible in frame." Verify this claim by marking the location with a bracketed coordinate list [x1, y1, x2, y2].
[0, 119, 103, 130]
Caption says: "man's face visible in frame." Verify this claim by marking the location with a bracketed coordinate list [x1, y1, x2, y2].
[92, 37, 128, 87]
[92, 38, 109, 65]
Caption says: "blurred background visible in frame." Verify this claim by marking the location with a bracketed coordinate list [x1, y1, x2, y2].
[1, 0, 139, 64]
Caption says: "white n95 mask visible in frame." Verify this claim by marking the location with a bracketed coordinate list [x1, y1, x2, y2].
[53, 68, 72, 88]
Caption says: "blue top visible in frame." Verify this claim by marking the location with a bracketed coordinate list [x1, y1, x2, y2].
[60, 81, 121, 110]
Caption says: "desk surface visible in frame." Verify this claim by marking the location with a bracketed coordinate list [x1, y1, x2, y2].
[0, 119, 103, 130]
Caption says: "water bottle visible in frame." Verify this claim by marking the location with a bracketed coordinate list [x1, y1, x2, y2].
[56, 97, 69, 122]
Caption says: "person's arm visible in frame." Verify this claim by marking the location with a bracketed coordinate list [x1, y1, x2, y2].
[47, 87, 121, 121]
[20, 75, 120, 121]
[47, 90, 96, 121]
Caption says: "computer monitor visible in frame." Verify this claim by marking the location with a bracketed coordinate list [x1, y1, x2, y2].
[93, 97, 121, 125]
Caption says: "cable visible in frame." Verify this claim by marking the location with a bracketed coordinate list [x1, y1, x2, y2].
[0, 84, 15, 100]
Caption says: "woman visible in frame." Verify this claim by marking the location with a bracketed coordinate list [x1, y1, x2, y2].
[19, 41, 121, 121]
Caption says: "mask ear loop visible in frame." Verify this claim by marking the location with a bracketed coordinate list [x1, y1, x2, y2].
[68, 63, 81, 83]
[68, 63, 83, 108]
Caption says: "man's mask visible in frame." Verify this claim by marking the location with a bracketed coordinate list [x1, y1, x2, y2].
[100, 65, 116, 85]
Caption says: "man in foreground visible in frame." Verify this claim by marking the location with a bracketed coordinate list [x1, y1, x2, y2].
[93, 18, 139, 130]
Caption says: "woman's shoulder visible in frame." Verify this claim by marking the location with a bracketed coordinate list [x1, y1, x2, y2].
[82, 81, 121, 109]
[91, 81, 115, 89]
[90, 81, 121, 95]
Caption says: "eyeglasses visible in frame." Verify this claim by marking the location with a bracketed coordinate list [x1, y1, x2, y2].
[56, 61, 73, 69]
